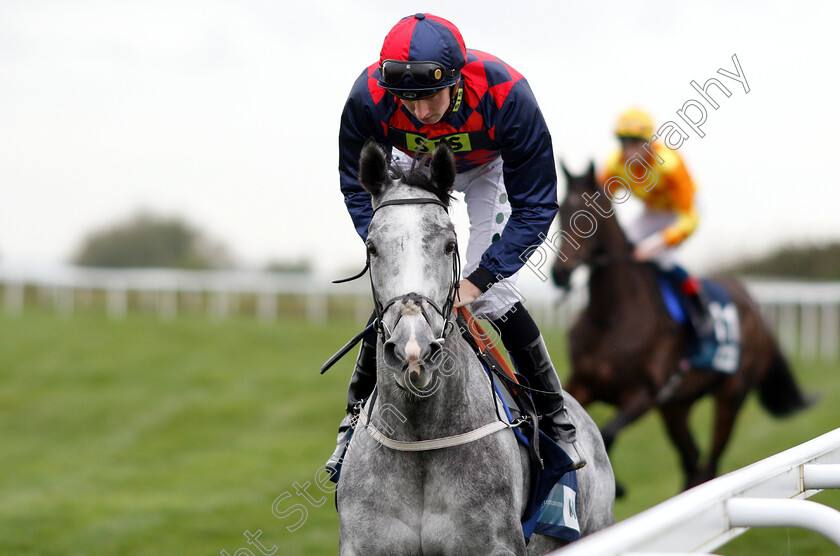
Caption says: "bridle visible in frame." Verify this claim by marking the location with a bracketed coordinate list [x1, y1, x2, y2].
[555, 250, 640, 301]
[589, 253, 639, 270]
[336, 196, 461, 345]
[371, 197, 460, 344]
[554, 193, 641, 297]
[325, 196, 542, 459]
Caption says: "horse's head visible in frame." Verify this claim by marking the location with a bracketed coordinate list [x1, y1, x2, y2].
[358, 140, 458, 394]
[552, 160, 604, 289]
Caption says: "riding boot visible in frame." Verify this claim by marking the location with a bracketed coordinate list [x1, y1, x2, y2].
[325, 339, 377, 479]
[507, 335, 586, 471]
[681, 276, 713, 338]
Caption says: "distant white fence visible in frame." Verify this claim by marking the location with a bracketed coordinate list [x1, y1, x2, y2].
[527, 275, 840, 363]
[1, 264, 838, 360]
[748, 280, 840, 362]
[550, 427, 840, 555]
[0, 264, 372, 323]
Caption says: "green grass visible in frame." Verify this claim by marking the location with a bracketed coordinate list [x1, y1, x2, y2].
[543, 333, 840, 556]
[0, 311, 837, 555]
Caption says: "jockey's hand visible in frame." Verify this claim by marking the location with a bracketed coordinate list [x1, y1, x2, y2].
[453, 279, 482, 308]
[633, 234, 667, 261]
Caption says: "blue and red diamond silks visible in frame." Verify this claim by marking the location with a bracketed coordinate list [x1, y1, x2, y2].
[339, 14, 558, 286]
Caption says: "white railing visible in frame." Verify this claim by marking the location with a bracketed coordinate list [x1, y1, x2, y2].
[748, 279, 840, 362]
[0, 263, 371, 323]
[1, 264, 839, 360]
[526, 274, 840, 362]
[550, 428, 840, 555]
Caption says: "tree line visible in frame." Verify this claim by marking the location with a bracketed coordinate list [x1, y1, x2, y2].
[70, 212, 836, 279]
[721, 242, 840, 280]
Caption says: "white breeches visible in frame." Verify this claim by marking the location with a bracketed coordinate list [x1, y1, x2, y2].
[625, 207, 678, 267]
[392, 152, 520, 321]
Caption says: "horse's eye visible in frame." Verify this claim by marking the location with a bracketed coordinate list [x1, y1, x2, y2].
[445, 241, 456, 255]
[367, 243, 378, 257]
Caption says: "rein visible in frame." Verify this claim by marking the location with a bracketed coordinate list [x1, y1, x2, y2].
[588, 253, 639, 269]
[353, 310, 544, 468]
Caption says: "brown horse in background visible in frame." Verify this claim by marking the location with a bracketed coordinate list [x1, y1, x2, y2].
[551, 162, 815, 494]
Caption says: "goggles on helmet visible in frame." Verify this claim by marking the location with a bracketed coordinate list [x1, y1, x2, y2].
[387, 87, 451, 101]
[618, 135, 647, 144]
[380, 59, 458, 90]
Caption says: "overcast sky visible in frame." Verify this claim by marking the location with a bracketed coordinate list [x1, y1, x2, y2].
[2, 0, 838, 280]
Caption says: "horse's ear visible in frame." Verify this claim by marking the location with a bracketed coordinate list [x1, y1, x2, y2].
[559, 159, 573, 183]
[587, 160, 597, 183]
[358, 139, 390, 198]
[430, 143, 456, 193]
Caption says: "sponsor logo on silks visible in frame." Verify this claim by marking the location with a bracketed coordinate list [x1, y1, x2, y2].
[406, 132, 472, 153]
[389, 126, 495, 155]
[451, 86, 464, 113]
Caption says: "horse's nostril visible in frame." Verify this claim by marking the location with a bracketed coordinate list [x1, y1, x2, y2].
[427, 342, 443, 367]
[383, 341, 402, 367]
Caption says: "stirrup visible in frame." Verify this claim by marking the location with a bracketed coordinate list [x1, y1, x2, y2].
[325, 413, 355, 481]
[690, 306, 714, 338]
[566, 441, 587, 471]
[540, 406, 586, 470]
[553, 436, 587, 471]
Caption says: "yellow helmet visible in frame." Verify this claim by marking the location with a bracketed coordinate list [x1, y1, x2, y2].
[615, 108, 654, 139]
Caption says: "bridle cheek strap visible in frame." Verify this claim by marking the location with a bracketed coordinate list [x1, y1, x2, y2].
[366, 196, 461, 343]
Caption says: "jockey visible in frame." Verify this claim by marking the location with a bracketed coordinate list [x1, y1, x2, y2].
[599, 107, 711, 334]
[329, 13, 585, 474]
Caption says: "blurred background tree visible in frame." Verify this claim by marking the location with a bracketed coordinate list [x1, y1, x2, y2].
[72, 212, 233, 269]
[721, 242, 840, 280]
[263, 258, 312, 274]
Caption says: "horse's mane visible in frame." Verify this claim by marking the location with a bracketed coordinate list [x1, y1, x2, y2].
[388, 151, 455, 207]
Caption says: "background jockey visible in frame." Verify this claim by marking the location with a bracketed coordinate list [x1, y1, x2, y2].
[329, 12, 585, 474]
[598, 107, 711, 334]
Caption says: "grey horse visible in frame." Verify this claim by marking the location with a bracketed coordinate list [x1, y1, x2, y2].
[337, 141, 614, 555]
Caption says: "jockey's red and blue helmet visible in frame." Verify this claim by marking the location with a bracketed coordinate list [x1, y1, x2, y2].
[377, 13, 467, 99]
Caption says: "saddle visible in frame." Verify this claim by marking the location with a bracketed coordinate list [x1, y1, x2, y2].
[656, 269, 741, 374]
[455, 308, 581, 543]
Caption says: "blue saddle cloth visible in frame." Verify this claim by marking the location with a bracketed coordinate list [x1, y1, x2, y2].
[490, 376, 581, 543]
[657, 272, 741, 374]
